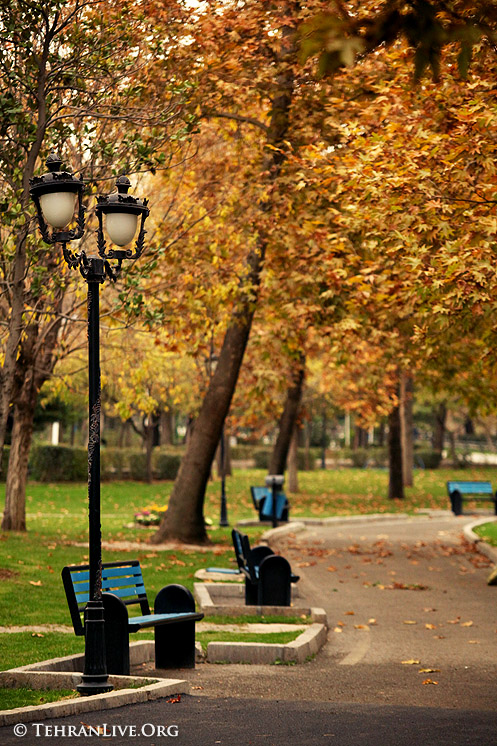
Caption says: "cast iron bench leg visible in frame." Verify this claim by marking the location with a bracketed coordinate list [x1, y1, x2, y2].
[450, 489, 463, 516]
[154, 585, 197, 669]
[245, 578, 258, 605]
[102, 592, 130, 675]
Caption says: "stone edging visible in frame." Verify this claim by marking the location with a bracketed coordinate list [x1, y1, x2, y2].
[206, 621, 328, 664]
[0, 643, 188, 727]
[462, 517, 497, 564]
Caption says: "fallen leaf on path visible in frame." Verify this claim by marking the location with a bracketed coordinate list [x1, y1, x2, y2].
[368, 618, 377, 625]
[402, 659, 421, 665]
[345, 611, 355, 615]
[419, 668, 441, 674]
[468, 640, 480, 644]
[327, 566, 337, 572]
[422, 679, 438, 685]
[425, 623, 437, 630]
[447, 618, 460, 624]
[354, 624, 369, 630]
[461, 621, 473, 627]
[403, 620, 417, 625]
[333, 627, 343, 633]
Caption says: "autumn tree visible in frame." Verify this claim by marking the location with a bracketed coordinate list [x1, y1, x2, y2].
[0, 0, 193, 530]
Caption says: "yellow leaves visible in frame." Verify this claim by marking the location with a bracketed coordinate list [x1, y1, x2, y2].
[29, 580, 43, 587]
[422, 679, 439, 686]
[402, 659, 421, 665]
[419, 668, 440, 674]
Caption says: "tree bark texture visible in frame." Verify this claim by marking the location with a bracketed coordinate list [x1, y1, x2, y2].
[287, 424, 299, 493]
[2, 312, 62, 530]
[388, 397, 405, 500]
[400, 371, 414, 487]
[432, 402, 447, 453]
[269, 356, 305, 476]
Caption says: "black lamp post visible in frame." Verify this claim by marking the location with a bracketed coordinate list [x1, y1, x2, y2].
[206, 351, 229, 527]
[29, 154, 149, 695]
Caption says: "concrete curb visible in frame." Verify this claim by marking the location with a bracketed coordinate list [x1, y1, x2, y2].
[463, 517, 497, 564]
[193, 580, 328, 663]
[258, 513, 444, 542]
[0, 642, 188, 726]
[206, 622, 328, 664]
[193, 582, 307, 616]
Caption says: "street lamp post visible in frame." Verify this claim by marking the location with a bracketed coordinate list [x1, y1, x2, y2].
[29, 154, 149, 695]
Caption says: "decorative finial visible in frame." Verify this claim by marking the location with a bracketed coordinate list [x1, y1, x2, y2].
[115, 175, 131, 195]
[46, 153, 63, 173]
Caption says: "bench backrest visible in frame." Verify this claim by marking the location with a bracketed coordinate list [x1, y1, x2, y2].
[446, 480, 493, 495]
[250, 486, 270, 509]
[260, 492, 288, 520]
[62, 560, 150, 636]
[231, 529, 248, 571]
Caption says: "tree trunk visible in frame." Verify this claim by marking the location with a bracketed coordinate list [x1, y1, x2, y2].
[151, 15, 297, 544]
[388, 399, 405, 500]
[0, 225, 30, 475]
[432, 402, 447, 454]
[400, 371, 414, 487]
[144, 418, 155, 484]
[1, 394, 36, 531]
[151, 311, 258, 544]
[287, 424, 299, 493]
[1, 310, 62, 530]
[216, 432, 232, 478]
[269, 356, 305, 475]
[161, 409, 175, 445]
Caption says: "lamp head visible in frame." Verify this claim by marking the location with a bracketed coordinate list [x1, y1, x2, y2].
[96, 175, 149, 247]
[29, 153, 84, 230]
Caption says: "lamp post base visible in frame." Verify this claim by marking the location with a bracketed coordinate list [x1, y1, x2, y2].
[76, 601, 113, 696]
[77, 675, 114, 696]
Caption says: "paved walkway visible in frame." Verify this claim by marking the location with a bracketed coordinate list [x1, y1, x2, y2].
[1, 512, 497, 745]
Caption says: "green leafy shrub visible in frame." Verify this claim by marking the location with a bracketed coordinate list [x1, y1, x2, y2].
[414, 450, 442, 469]
[29, 445, 87, 482]
[101, 448, 131, 480]
[153, 451, 181, 480]
[341, 447, 387, 468]
[252, 447, 318, 471]
[129, 452, 148, 481]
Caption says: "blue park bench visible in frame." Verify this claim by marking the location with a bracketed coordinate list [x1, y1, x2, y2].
[446, 480, 497, 516]
[62, 560, 203, 675]
[231, 529, 299, 606]
[250, 474, 290, 526]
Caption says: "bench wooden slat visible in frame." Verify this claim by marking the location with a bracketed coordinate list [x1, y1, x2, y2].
[447, 481, 493, 494]
[128, 611, 203, 631]
[74, 584, 146, 605]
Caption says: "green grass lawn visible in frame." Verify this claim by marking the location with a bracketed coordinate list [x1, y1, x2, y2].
[1, 464, 497, 707]
[1, 465, 496, 630]
[473, 519, 497, 546]
[0, 687, 77, 711]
